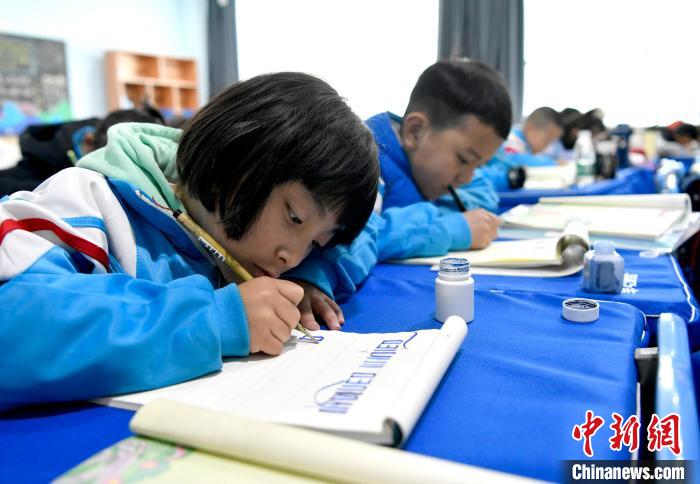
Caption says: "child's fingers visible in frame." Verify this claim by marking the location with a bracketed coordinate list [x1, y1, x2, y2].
[316, 295, 344, 326]
[269, 321, 292, 347]
[273, 298, 301, 331]
[261, 333, 284, 356]
[326, 297, 345, 325]
[313, 297, 341, 330]
[275, 279, 305, 306]
[298, 298, 321, 331]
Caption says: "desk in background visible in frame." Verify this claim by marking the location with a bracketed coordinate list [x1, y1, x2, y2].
[498, 167, 656, 212]
[0, 265, 646, 483]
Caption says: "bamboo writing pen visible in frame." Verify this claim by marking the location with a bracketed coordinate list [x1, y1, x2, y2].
[173, 210, 319, 344]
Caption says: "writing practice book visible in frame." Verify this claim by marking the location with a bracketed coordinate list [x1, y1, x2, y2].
[96, 317, 468, 447]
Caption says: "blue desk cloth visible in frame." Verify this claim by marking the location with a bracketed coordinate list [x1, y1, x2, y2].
[498, 167, 656, 213]
[0, 264, 646, 482]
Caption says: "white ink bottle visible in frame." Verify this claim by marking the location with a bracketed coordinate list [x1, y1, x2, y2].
[435, 257, 474, 323]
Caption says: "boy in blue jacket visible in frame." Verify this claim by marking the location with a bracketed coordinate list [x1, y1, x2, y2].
[287, 60, 512, 328]
[503, 106, 564, 167]
[0, 72, 378, 409]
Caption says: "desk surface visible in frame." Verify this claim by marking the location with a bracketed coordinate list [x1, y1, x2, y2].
[0, 264, 646, 483]
[473, 248, 698, 342]
[498, 167, 656, 212]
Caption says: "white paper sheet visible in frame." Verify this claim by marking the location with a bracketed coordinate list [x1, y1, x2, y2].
[96, 318, 468, 446]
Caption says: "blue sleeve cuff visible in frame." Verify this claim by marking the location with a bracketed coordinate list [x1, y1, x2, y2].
[442, 211, 472, 250]
[214, 283, 250, 356]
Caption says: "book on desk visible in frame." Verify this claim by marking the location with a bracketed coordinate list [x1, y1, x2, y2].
[56, 398, 533, 484]
[499, 193, 699, 252]
[399, 221, 590, 277]
[95, 318, 467, 447]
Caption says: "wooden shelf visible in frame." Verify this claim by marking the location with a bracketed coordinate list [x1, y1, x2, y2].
[105, 51, 199, 119]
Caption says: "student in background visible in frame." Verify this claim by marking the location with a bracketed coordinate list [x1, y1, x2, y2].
[284, 60, 511, 329]
[0, 72, 378, 409]
[363, 59, 507, 254]
[0, 106, 165, 195]
[656, 121, 699, 158]
[472, 146, 526, 192]
[504, 106, 564, 166]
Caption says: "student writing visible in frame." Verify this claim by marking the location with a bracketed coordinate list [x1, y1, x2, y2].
[0, 72, 379, 409]
[286, 60, 512, 327]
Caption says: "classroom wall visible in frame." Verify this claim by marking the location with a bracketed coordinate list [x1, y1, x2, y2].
[0, 0, 208, 120]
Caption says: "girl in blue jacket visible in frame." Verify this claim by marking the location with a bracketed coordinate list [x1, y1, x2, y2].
[0, 72, 378, 409]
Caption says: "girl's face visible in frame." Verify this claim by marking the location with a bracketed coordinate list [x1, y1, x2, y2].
[209, 181, 340, 279]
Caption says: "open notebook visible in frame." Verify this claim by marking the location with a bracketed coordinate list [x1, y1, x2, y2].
[500, 193, 692, 241]
[399, 221, 589, 277]
[523, 163, 577, 190]
[96, 317, 467, 447]
[57, 399, 533, 483]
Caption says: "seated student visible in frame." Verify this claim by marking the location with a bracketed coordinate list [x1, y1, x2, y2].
[0, 72, 378, 409]
[471, 147, 527, 192]
[0, 106, 165, 195]
[364, 60, 509, 253]
[659, 122, 699, 157]
[504, 106, 564, 166]
[285, 60, 511, 327]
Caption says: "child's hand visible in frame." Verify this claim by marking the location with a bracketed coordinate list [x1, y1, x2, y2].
[463, 209, 500, 249]
[238, 277, 304, 355]
[289, 279, 344, 331]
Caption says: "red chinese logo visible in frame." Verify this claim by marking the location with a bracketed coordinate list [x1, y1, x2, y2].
[609, 413, 640, 452]
[647, 413, 681, 456]
[572, 410, 605, 457]
[572, 411, 682, 457]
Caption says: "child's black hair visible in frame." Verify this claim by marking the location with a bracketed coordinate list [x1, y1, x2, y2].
[403, 59, 512, 139]
[674, 123, 698, 141]
[177, 72, 379, 246]
[527, 106, 563, 130]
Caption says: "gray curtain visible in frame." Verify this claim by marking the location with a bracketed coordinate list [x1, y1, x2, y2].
[438, 0, 524, 121]
[208, 0, 239, 99]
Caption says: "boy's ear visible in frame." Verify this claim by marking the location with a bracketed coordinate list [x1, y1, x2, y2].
[401, 112, 430, 151]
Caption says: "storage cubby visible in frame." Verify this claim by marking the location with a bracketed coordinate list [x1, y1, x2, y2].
[105, 51, 199, 119]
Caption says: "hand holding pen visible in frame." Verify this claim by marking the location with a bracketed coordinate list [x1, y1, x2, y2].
[447, 185, 499, 250]
[173, 210, 319, 351]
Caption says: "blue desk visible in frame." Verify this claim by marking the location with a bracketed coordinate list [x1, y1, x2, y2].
[498, 167, 656, 212]
[474, 249, 700, 346]
[0, 264, 645, 482]
[389, 248, 699, 347]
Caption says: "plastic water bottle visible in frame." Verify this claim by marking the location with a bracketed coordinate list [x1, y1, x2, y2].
[574, 130, 596, 185]
[582, 240, 625, 294]
[435, 258, 474, 323]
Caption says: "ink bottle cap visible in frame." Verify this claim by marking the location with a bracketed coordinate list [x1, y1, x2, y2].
[562, 298, 599, 323]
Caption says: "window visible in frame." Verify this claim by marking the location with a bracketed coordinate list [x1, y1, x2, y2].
[524, 0, 700, 126]
[236, 0, 439, 119]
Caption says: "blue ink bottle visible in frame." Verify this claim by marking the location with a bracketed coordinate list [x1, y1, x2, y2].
[582, 240, 624, 294]
[435, 257, 474, 323]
